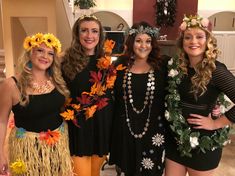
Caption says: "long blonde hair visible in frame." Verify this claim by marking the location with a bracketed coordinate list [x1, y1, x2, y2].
[177, 28, 220, 98]
[16, 48, 70, 106]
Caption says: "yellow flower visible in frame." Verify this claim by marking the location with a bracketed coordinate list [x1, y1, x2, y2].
[60, 109, 75, 120]
[23, 36, 33, 50]
[23, 33, 61, 54]
[85, 105, 97, 119]
[10, 159, 27, 174]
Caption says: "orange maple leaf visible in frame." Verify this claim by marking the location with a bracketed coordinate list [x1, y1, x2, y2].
[71, 104, 81, 111]
[60, 109, 75, 120]
[85, 105, 97, 119]
[90, 83, 106, 96]
[106, 75, 116, 89]
[116, 64, 126, 71]
[104, 39, 115, 54]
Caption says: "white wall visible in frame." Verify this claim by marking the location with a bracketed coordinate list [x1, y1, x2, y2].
[198, 0, 235, 18]
[93, 0, 133, 27]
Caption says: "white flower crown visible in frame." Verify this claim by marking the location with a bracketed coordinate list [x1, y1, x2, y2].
[179, 14, 210, 32]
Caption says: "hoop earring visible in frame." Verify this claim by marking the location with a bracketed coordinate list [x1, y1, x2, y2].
[47, 67, 52, 76]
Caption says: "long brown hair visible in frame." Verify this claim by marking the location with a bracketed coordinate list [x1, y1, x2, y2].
[123, 21, 162, 70]
[61, 16, 104, 81]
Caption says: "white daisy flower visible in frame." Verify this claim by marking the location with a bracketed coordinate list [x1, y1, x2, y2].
[189, 136, 199, 148]
[141, 158, 154, 170]
[152, 133, 165, 147]
[168, 58, 173, 65]
[168, 69, 179, 77]
[165, 110, 170, 120]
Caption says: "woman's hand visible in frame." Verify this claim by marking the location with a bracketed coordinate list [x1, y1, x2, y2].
[0, 156, 8, 175]
[187, 113, 216, 130]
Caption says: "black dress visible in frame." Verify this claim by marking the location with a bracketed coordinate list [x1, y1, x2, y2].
[64, 55, 113, 156]
[166, 61, 235, 171]
[109, 57, 168, 176]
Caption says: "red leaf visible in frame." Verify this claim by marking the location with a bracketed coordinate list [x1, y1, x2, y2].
[72, 118, 80, 128]
[96, 98, 109, 110]
[89, 71, 102, 83]
[77, 94, 91, 105]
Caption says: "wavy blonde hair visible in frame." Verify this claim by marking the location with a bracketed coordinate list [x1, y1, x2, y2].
[177, 28, 220, 98]
[16, 48, 70, 106]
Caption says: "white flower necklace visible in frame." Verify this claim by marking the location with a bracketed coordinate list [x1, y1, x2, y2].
[165, 57, 231, 157]
[123, 69, 155, 139]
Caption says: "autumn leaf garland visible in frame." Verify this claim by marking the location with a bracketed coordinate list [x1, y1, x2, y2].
[60, 40, 125, 126]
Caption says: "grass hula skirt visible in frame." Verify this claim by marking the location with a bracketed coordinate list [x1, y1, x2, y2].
[8, 122, 73, 176]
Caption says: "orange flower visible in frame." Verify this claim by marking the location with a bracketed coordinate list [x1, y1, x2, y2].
[90, 83, 106, 96]
[104, 39, 115, 54]
[116, 64, 126, 71]
[97, 56, 111, 70]
[60, 109, 75, 120]
[85, 105, 97, 119]
[39, 130, 60, 145]
[106, 75, 116, 89]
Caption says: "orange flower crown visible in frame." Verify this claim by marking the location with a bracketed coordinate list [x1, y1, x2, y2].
[23, 33, 62, 54]
[179, 15, 211, 32]
[60, 39, 125, 126]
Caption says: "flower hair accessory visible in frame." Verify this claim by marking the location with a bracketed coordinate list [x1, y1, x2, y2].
[128, 26, 160, 38]
[23, 33, 61, 53]
[179, 14, 210, 32]
[78, 14, 98, 21]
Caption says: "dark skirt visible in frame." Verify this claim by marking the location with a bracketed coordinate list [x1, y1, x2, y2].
[165, 130, 222, 171]
[68, 105, 113, 157]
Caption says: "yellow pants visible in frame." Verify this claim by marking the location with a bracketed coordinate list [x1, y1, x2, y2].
[72, 155, 106, 176]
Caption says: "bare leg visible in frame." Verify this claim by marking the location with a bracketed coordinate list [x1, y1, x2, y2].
[91, 155, 106, 176]
[188, 167, 216, 176]
[165, 158, 187, 176]
[72, 156, 91, 176]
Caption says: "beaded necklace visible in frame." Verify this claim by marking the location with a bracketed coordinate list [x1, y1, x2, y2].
[31, 79, 54, 94]
[123, 69, 155, 139]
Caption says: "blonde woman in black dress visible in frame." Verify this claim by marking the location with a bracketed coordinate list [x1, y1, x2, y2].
[165, 15, 235, 176]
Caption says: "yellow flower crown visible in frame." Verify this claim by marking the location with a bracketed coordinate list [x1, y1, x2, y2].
[179, 15, 210, 32]
[23, 33, 62, 53]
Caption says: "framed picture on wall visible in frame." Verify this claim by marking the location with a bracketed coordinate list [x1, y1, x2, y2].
[104, 31, 125, 55]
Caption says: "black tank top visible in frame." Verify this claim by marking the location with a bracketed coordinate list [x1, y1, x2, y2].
[11, 77, 65, 132]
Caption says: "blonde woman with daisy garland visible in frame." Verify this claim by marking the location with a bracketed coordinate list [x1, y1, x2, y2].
[0, 33, 72, 175]
[165, 15, 235, 176]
